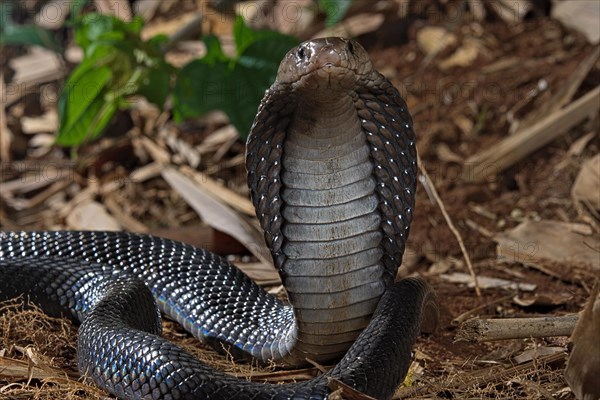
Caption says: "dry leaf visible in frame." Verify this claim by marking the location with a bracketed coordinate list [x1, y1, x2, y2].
[495, 220, 600, 271]
[184, 168, 256, 216]
[513, 293, 573, 308]
[572, 153, 600, 210]
[512, 346, 565, 364]
[233, 262, 280, 285]
[552, 0, 600, 44]
[161, 167, 272, 265]
[440, 272, 536, 291]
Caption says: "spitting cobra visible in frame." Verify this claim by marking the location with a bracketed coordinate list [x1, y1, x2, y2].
[0, 37, 438, 400]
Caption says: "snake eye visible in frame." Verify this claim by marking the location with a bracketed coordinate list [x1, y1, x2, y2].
[348, 41, 354, 54]
[297, 47, 306, 59]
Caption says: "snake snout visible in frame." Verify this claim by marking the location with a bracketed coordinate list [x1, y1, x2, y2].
[314, 46, 342, 70]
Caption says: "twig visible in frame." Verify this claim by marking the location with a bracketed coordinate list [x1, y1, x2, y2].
[327, 377, 378, 400]
[452, 293, 514, 324]
[393, 352, 567, 399]
[463, 85, 600, 182]
[519, 47, 599, 131]
[417, 153, 481, 298]
[457, 314, 579, 342]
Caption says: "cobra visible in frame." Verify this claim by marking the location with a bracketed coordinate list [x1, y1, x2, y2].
[0, 37, 438, 400]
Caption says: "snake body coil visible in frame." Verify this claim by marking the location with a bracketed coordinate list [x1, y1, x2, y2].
[0, 38, 437, 400]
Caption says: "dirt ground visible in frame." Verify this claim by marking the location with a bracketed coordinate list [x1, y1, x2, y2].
[1, 0, 599, 399]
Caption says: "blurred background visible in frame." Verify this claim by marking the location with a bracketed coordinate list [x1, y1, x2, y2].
[0, 0, 599, 399]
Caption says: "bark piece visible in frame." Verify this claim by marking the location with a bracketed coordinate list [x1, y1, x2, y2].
[565, 284, 600, 400]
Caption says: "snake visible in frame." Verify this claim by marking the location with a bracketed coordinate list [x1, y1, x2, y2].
[0, 37, 438, 400]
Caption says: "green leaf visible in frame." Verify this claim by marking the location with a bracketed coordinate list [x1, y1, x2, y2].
[172, 60, 230, 123]
[56, 63, 117, 146]
[233, 15, 295, 56]
[0, 3, 62, 52]
[318, 0, 353, 27]
[173, 33, 298, 138]
[74, 13, 143, 53]
[56, 13, 172, 146]
[202, 35, 228, 64]
[237, 36, 298, 72]
[173, 18, 298, 138]
[0, 24, 62, 52]
[138, 65, 171, 107]
[173, 58, 258, 133]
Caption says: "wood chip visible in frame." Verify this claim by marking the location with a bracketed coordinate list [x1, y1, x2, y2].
[94, 0, 132, 21]
[65, 201, 121, 231]
[6, 48, 65, 106]
[416, 26, 457, 56]
[21, 110, 58, 134]
[141, 11, 200, 41]
[103, 196, 149, 233]
[439, 40, 479, 70]
[35, 0, 71, 29]
[195, 125, 238, 155]
[312, 13, 385, 40]
[28, 133, 56, 157]
[489, 0, 533, 22]
[133, 0, 162, 21]
[0, 73, 13, 161]
[136, 136, 171, 165]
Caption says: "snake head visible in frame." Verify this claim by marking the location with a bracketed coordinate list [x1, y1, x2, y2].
[276, 37, 373, 94]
